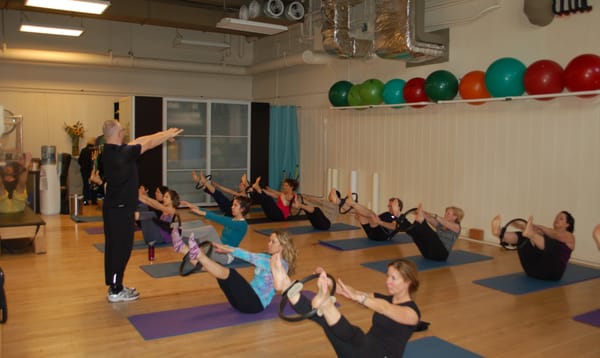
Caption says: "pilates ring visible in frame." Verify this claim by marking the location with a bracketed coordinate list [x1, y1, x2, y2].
[278, 272, 337, 322]
[289, 193, 304, 217]
[396, 207, 417, 232]
[338, 192, 358, 214]
[179, 240, 213, 276]
[194, 174, 213, 190]
[499, 218, 528, 250]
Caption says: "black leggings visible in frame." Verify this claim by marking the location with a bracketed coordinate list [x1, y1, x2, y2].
[205, 188, 233, 217]
[103, 206, 136, 291]
[292, 295, 388, 358]
[217, 269, 264, 313]
[254, 191, 285, 221]
[407, 221, 450, 261]
[306, 207, 331, 230]
[516, 232, 569, 280]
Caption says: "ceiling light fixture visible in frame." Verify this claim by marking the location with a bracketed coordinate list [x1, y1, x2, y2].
[216, 18, 288, 35]
[173, 33, 230, 50]
[20, 23, 84, 37]
[25, 0, 111, 15]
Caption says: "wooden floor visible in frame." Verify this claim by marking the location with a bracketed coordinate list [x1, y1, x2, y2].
[1, 205, 599, 357]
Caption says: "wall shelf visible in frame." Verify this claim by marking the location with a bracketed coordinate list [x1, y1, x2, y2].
[329, 89, 600, 110]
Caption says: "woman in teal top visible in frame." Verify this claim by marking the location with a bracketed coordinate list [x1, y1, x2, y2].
[178, 196, 251, 264]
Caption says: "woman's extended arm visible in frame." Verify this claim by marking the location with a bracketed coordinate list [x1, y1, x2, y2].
[139, 188, 175, 215]
[534, 224, 575, 249]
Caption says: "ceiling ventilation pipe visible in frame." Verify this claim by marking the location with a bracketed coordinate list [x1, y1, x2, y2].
[320, 0, 372, 58]
[374, 0, 448, 65]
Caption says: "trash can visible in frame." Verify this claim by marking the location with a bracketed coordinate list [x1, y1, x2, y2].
[69, 194, 84, 216]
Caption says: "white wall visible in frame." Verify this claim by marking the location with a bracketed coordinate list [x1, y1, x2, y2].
[253, 1, 600, 264]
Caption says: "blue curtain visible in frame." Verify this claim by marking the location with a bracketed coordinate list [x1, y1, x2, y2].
[268, 105, 299, 189]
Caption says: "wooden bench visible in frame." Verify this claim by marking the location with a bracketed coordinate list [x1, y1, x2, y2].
[0, 207, 46, 254]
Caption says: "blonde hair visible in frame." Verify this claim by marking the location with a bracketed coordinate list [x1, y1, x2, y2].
[273, 231, 298, 276]
[447, 206, 464, 224]
[387, 258, 419, 296]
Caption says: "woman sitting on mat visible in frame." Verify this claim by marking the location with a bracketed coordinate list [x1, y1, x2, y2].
[491, 212, 575, 280]
[173, 230, 297, 314]
[177, 196, 251, 264]
[251, 176, 298, 222]
[136, 186, 180, 244]
[193, 170, 251, 217]
[270, 255, 420, 358]
[593, 224, 600, 251]
[405, 204, 463, 261]
[332, 190, 406, 241]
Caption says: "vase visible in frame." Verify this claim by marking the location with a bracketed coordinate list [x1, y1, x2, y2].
[72, 137, 80, 156]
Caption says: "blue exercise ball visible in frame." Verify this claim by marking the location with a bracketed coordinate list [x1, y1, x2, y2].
[382, 79, 407, 105]
[485, 57, 527, 97]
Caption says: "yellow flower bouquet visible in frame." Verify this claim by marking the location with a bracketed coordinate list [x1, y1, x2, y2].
[64, 121, 85, 156]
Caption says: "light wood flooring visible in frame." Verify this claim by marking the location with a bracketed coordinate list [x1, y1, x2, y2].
[1, 205, 599, 357]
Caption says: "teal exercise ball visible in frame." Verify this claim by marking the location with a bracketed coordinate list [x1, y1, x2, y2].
[382, 79, 406, 105]
[359, 79, 384, 105]
[485, 57, 526, 97]
[328, 80, 354, 107]
[425, 70, 458, 101]
[347, 84, 364, 106]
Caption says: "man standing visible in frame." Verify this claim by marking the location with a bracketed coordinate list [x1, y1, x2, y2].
[101, 119, 182, 302]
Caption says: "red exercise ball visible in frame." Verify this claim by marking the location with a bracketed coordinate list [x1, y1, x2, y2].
[403, 77, 428, 108]
[564, 53, 600, 98]
[524, 59, 564, 100]
[459, 70, 490, 105]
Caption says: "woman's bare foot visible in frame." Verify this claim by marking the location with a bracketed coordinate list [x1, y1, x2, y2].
[241, 173, 249, 186]
[328, 188, 340, 205]
[523, 216, 535, 239]
[415, 203, 424, 223]
[491, 215, 502, 237]
[192, 170, 200, 183]
[311, 271, 334, 315]
[252, 177, 262, 193]
[593, 224, 600, 250]
[270, 252, 292, 292]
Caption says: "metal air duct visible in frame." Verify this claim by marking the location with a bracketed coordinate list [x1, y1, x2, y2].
[320, 0, 372, 59]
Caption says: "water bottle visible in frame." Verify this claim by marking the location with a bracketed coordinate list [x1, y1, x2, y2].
[148, 241, 156, 263]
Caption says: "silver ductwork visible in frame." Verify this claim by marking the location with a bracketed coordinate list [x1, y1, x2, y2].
[320, 0, 373, 59]
[374, 0, 448, 64]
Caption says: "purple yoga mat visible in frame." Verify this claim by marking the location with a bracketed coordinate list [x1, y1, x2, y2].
[573, 308, 600, 328]
[84, 226, 105, 235]
[129, 292, 318, 340]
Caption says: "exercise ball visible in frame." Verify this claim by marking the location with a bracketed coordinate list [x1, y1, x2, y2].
[382, 79, 406, 105]
[347, 84, 364, 106]
[485, 57, 526, 97]
[425, 70, 458, 101]
[328, 80, 354, 107]
[564, 53, 600, 98]
[459, 70, 490, 105]
[523, 59, 564, 100]
[359, 79, 385, 105]
[403, 77, 428, 108]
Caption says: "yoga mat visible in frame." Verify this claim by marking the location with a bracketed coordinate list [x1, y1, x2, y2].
[93, 240, 169, 253]
[405, 336, 483, 358]
[71, 215, 103, 223]
[129, 292, 318, 340]
[319, 233, 413, 251]
[254, 222, 360, 236]
[473, 263, 600, 295]
[140, 258, 252, 278]
[246, 215, 307, 224]
[573, 308, 600, 328]
[362, 250, 493, 273]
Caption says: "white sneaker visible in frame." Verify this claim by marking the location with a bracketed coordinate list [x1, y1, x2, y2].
[107, 288, 140, 303]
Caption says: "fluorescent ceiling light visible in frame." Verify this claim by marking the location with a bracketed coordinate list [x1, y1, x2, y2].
[25, 0, 111, 15]
[173, 35, 230, 50]
[20, 23, 84, 37]
[216, 18, 288, 35]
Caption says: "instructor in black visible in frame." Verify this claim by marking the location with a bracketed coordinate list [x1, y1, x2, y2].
[101, 119, 183, 302]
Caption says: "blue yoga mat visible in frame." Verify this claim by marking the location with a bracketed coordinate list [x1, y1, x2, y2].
[140, 258, 252, 278]
[93, 240, 169, 253]
[246, 215, 308, 224]
[319, 233, 413, 251]
[362, 250, 493, 273]
[71, 215, 103, 223]
[473, 263, 600, 295]
[405, 336, 483, 358]
[255, 222, 360, 236]
[573, 308, 600, 328]
[129, 291, 318, 340]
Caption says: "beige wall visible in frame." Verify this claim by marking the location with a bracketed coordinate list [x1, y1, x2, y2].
[253, 2, 600, 264]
